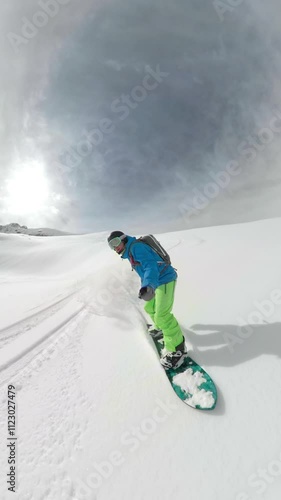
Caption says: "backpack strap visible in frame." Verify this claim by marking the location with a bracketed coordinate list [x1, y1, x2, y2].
[128, 239, 168, 275]
[127, 240, 140, 270]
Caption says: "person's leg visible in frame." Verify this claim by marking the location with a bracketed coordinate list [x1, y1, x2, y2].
[144, 295, 157, 326]
[154, 281, 183, 352]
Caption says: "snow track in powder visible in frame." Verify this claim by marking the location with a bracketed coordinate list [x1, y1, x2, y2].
[0, 297, 89, 391]
[0, 290, 79, 349]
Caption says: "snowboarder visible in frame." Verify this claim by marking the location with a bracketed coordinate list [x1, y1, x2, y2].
[107, 231, 188, 369]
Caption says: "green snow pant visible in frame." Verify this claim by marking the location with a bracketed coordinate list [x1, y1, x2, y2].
[144, 280, 183, 352]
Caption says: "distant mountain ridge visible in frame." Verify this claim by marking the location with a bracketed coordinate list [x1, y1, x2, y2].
[0, 223, 72, 237]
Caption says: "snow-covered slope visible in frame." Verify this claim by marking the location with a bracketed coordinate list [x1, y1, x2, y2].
[0, 219, 281, 500]
[0, 222, 72, 236]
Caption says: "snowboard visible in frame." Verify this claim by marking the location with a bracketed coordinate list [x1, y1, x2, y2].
[148, 326, 217, 411]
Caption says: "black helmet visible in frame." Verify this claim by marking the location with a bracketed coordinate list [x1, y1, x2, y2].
[107, 231, 128, 250]
[107, 230, 126, 243]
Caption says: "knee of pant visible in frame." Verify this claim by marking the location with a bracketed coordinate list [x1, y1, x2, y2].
[154, 313, 168, 329]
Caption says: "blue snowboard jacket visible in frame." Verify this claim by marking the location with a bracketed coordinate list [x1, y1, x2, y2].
[121, 235, 177, 290]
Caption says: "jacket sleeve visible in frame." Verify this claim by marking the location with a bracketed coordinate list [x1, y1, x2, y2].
[132, 243, 160, 289]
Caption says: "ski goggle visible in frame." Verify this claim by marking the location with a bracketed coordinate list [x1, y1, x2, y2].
[108, 235, 126, 250]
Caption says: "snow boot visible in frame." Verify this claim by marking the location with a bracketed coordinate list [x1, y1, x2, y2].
[160, 338, 188, 370]
[147, 325, 163, 340]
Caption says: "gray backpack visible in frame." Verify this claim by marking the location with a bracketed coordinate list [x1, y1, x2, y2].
[129, 234, 171, 267]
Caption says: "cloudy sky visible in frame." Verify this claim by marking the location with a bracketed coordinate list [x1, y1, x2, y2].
[1, 0, 281, 234]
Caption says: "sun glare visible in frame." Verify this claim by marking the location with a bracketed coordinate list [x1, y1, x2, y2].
[5, 163, 49, 215]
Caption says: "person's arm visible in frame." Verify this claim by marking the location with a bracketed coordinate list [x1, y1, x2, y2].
[132, 243, 160, 289]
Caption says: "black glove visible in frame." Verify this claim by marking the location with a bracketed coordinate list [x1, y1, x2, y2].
[138, 286, 155, 301]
